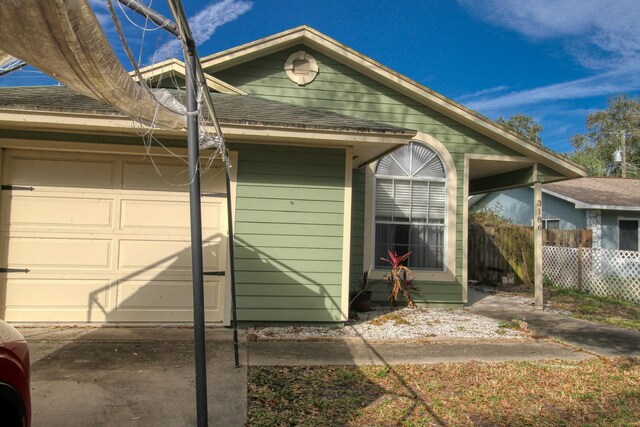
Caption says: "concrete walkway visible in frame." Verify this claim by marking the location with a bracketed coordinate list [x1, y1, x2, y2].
[466, 288, 640, 356]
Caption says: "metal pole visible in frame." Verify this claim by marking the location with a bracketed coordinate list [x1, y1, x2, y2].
[114, 1, 210, 424]
[186, 46, 208, 426]
[116, 0, 179, 36]
[621, 130, 627, 178]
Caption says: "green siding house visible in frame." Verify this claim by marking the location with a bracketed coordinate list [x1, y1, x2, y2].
[0, 26, 584, 324]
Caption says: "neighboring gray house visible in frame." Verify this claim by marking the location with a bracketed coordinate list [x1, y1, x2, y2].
[471, 177, 640, 251]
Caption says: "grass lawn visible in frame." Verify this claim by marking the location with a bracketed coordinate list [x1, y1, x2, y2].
[248, 357, 640, 427]
[490, 284, 640, 332]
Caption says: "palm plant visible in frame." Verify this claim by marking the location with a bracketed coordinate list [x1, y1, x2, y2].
[380, 250, 416, 307]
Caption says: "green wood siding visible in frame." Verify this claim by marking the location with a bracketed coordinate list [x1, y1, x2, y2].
[231, 143, 346, 322]
[350, 168, 366, 287]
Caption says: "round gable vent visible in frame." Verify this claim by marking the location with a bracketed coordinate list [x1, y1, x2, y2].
[284, 51, 319, 86]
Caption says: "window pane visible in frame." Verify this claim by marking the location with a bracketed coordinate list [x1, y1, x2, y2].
[375, 179, 394, 219]
[619, 220, 638, 251]
[394, 180, 411, 221]
[377, 147, 410, 176]
[375, 223, 411, 267]
[428, 182, 446, 221]
[411, 181, 429, 221]
[425, 226, 444, 269]
[412, 144, 444, 178]
[544, 219, 560, 230]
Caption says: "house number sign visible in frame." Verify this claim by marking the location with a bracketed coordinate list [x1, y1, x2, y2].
[536, 199, 543, 230]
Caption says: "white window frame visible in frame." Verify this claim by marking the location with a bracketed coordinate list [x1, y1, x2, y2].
[363, 132, 457, 282]
[542, 218, 560, 229]
[374, 143, 447, 270]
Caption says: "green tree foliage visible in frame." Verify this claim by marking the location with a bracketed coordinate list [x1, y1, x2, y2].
[496, 113, 543, 144]
[569, 95, 640, 177]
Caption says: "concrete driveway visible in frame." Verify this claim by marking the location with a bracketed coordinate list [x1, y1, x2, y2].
[21, 327, 246, 427]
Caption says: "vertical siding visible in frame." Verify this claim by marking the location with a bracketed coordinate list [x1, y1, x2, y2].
[214, 46, 525, 307]
[232, 144, 346, 322]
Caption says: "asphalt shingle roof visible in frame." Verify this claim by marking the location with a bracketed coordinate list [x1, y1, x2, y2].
[544, 177, 640, 209]
[0, 86, 414, 135]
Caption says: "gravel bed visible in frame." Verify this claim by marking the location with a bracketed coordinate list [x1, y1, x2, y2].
[248, 306, 526, 341]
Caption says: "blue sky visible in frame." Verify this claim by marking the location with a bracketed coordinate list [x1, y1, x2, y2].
[2, 0, 639, 154]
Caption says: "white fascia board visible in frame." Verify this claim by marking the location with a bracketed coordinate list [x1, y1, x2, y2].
[542, 188, 640, 211]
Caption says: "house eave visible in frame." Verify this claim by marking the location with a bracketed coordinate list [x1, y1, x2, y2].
[0, 109, 411, 167]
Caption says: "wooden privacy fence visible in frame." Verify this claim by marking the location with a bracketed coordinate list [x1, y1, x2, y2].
[468, 221, 533, 285]
[543, 228, 592, 248]
[468, 216, 592, 285]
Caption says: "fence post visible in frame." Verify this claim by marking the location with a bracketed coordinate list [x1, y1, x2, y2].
[577, 242, 583, 293]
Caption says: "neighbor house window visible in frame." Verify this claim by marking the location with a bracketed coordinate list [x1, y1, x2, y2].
[542, 219, 560, 229]
[374, 141, 446, 270]
[619, 219, 639, 251]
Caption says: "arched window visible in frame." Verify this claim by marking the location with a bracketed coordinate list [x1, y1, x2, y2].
[375, 141, 446, 270]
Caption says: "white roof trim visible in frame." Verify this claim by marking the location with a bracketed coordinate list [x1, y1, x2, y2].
[133, 59, 246, 95]
[542, 188, 640, 211]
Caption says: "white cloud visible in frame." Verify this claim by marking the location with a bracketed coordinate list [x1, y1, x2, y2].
[457, 85, 509, 102]
[457, 0, 640, 112]
[465, 70, 640, 113]
[88, 0, 113, 29]
[151, 0, 253, 62]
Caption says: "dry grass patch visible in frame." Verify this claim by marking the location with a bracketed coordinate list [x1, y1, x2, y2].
[248, 357, 640, 426]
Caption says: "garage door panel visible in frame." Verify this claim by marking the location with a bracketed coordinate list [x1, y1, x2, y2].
[3, 279, 111, 321]
[115, 279, 221, 310]
[9, 156, 115, 189]
[5, 195, 113, 229]
[118, 239, 225, 271]
[120, 199, 223, 232]
[122, 161, 191, 191]
[6, 237, 112, 269]
[122, 160, 225, 193]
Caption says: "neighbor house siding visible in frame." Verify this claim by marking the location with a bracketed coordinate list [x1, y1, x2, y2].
[213, 47, 524, 307]
[231, 143, 346, 322]
[472, 188, 587, 229]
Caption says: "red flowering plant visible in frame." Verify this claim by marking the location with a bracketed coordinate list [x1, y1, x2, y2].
[379, 250, 416, 307]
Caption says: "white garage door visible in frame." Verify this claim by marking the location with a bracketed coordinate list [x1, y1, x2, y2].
[0, 149, 227, 323]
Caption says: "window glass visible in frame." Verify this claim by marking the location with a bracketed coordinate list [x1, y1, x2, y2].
[619, 220, 639, 251]
[543, 219, 560, 230]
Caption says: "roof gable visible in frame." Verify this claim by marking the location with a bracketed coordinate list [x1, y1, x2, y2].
[133, 58, 246, 95]
[201, 25, 585, 179]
